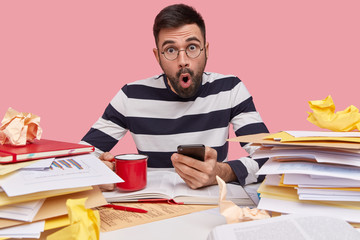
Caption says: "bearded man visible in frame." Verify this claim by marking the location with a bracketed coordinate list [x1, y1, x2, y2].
[81, 4, 268, 190]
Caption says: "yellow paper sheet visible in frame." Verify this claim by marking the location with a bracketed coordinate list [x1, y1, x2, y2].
[0, 186, 92, 207]
[264, 131, 360, 143]
[279, 174, 360, 191]
[258, 181, 360, 210]
[47, 198, 100, 240]
[0, 186, 106, 230]
[0, 160, 38, 175]
[45, 215, 70, 231]
[278, 174, 297, 188]
[228, 133, 360, 150]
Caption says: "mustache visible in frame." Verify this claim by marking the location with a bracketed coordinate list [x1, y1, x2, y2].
[176, 68, 194, 78]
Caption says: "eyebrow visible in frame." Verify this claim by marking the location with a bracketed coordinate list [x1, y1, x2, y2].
[161, 40, 175, 48]
[161, 37, 202, 48]
[185, 37, 201, 43]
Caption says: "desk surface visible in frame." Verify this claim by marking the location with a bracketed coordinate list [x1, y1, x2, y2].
[100, 208, 226, 240]
[99, 183, 260, 240]
[98, 168, 259, 239]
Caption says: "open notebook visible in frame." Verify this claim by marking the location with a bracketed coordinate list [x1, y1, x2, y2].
[103, 170, 255, 206]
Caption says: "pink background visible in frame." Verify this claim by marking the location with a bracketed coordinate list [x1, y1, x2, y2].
[1, 1, 359, 159]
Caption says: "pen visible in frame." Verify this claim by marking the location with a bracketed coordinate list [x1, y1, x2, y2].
[102, 204, 148, 213]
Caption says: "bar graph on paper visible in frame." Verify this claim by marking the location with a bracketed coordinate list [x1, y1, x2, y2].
[50, 159, 84, 170]
[20, 156, 92, 183]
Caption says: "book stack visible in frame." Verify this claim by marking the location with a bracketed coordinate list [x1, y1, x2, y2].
[0, 139, 122, 238]
[229, 131, 360, 225]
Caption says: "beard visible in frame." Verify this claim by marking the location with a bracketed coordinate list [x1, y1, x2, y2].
[160, 59, 207, 99]
[167, 68, 203, 98]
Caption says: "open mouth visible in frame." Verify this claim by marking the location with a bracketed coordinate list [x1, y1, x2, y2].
[180, 74, 192, 88]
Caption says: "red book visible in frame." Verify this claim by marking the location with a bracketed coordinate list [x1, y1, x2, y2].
[0, 139, 94, 164]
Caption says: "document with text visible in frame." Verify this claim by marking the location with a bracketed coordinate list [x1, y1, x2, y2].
[207, 214, 360, 240]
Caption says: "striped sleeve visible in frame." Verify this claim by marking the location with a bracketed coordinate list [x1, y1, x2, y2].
[81, 86, 129, 154]
[227, 79, 269, 185]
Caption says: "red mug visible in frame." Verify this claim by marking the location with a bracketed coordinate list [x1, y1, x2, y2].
[114, 154, 148, 192]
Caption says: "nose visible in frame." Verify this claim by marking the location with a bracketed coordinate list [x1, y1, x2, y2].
[177, 50, 189, 68]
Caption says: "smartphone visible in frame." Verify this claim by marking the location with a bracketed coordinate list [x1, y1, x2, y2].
[177, 144, 205, 161]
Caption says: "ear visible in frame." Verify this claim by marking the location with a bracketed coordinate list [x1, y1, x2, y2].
[153, 48, 160, 64]
[205, 42, 209, 59]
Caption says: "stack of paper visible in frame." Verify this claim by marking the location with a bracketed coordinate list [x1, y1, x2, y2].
[229, 131, 360, 224]
[0, 152, 123, 238]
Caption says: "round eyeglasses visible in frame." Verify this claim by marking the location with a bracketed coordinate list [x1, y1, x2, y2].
[161, 44, 204, 61]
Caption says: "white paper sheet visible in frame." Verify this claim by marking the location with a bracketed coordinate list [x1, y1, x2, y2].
[299, 194, 360, 201]
[21, 157, 54, 170]
[256, 158, 360, 181]
[253, 148, 360, 167]
[283, 174, 360, 187]
[297, 188, 360, 196]
[0, 199, 45, 221]
[1, 154, 123, 197]
[258, 197, 360, 223]
[207, 214, 360, 240]
[0, 220, 45, 238]
[263, 174, 282, 186]
[285, 130, 360, 138]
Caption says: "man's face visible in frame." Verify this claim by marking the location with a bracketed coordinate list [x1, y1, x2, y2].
[153, 24, 209, 98]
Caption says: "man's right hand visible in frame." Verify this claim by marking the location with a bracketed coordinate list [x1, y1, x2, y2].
[98, 152, 116, 191]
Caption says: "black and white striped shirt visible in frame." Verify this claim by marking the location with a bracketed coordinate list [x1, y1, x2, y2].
[81, 72, 268, 185]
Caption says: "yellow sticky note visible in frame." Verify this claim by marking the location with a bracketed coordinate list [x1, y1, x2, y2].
[47, 198, 100, 240]
[307, 95, 360, 132]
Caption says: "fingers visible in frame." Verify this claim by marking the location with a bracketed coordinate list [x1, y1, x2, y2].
[98, 160, 115, 190]
[99, 152, 114, 161]
[99, 152, 115, 170]
[176, 165, 210, 189]
[102, 159, 115, 171]
[98, 152, 115, 191]
[171, 149, 217, 189]
[171, 153, 195, 188]
[99, 183, 115, 191]
[204, 146, 217, 162]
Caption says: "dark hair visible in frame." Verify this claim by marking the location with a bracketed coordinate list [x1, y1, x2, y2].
[153, 4, 206, 47]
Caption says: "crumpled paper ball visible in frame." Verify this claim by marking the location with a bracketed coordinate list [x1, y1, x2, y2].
[47, 198, 100, 240]
[307, 95, 360, 132]
[0, 107, 42, 146]
[216, 176, 270, 224]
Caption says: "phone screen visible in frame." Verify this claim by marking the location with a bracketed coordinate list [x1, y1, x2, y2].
[177, 144, 205, 161]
